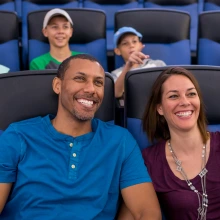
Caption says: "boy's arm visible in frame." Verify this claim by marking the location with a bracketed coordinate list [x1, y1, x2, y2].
[118, 183, 162, 220]
[0, 183, 12, 214]
[115, 52, 149, 98]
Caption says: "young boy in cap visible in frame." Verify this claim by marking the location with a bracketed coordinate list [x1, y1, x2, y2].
[112, 27, 166, 98]
[30, 8, 80, 70]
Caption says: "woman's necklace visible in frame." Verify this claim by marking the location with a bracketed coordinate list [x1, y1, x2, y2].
[168, 140, 208, 220]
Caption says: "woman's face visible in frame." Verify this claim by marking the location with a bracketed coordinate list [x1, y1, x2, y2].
[157, 75, 200, 134]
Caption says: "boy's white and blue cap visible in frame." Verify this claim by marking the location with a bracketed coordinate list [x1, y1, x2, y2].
[113, 27, 142, 48]
[43, 8, 73, 28]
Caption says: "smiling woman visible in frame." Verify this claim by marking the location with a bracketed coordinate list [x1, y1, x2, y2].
[141, 67, 220, 220]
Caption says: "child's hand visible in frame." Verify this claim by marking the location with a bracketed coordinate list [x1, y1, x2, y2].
[126, 46, 149, 68]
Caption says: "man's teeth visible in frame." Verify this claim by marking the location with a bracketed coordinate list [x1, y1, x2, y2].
[77, 99, 93, 106]
[176, 111, 192, 117]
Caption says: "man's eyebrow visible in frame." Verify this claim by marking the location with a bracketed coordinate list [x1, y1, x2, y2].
[75, 72, 104, 80]
[75, 72, 86, 76]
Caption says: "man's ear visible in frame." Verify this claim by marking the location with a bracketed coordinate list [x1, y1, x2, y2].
[52, 77, 61, 95]
[157, 104, 164, 116]
[114, 47, 121, 56]
[42, 28, 48, 37]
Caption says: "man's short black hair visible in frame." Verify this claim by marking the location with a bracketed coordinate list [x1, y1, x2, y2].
[57, 54, 102, 79]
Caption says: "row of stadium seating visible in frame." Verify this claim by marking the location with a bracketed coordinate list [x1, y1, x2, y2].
[2, 0, 220, 53]
[1, 8, 220, 72]
[1, 65, 220, 147]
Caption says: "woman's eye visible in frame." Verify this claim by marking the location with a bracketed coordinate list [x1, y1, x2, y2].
[188, 92, 196, 97]
[169, 94, 178, 99]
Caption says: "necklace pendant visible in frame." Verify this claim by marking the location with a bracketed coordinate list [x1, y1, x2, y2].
[176, 166, 182, 171]
[199, 168, 208, 178]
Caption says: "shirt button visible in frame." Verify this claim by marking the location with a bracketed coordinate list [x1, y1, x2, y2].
[71, 164, 75, 169]
[73, 153, 77, 157]
[69, 143, 73, 147]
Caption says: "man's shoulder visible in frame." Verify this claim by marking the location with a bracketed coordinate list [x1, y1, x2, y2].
[93, 118, 131, 136]
[9, 116, 45, 131]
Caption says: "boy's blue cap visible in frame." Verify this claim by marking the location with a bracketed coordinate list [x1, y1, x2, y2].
[113, 27, 142, 48]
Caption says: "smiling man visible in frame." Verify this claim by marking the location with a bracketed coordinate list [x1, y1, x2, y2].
[0, 54, 161, 220]
[29, 8, 81, 70]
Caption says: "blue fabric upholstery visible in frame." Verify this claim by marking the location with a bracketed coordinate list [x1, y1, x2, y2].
[197, 11, 220, 65]
[83, 1, 140, 51]
[144, 2, 198, 52]
[0, 40, 20, 72]
[0, 1, 15, 12]
[115, 40, 191, 68]
[198, 39, 220, 65]
[22, 1, 79, 69]
[204, 3, 220, 11]
[0, 11, 20, 72]
[15, 0, 22, 17]
[198, 0, 204, 12]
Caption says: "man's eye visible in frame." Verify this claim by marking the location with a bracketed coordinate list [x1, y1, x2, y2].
[95, 81, 103, 87]
[74, 77, 84, 81]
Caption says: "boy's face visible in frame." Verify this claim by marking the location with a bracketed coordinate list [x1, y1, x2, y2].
[42, 16, 73, 49]
[114, 34, 143, 62]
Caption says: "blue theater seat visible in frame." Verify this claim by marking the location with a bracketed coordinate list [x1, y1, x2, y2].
[114, 9, 191, 69]
[197, 11, 220, 65]
[144, 0, 198, 53]
[204, 0, 220, 11]
[28, 8, 107, 71]
[0, 11, 20, 72]
[124, 65, 220, 151]
[0, 70, 115, 133]
[0, 0, 15, 12]
[21, 0, 79, 69]
[83, 0, 141, 51]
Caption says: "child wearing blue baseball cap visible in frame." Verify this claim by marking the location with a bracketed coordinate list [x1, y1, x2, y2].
[111, 27, 166, 98]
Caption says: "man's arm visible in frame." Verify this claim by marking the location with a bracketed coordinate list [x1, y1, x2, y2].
[118, 183, 161, 220]
[0, 183, 12, 214]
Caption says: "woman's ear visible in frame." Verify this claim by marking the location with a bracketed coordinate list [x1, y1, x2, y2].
[52, 77, 61, 95]
[157, 104, 164, 116]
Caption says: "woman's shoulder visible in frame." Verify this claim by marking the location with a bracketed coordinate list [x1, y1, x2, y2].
[142, 140, 166, 161]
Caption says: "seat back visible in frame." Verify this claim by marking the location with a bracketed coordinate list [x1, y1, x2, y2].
[144, 0, 198, 52]
[0, 11, 20, 72]
[0, 70, 115, 132]
[204, 0, 220, 10]
[114, 9, 191, 69]
[22, 0, 79, 69]
[28, 8, 107, 71]
[0, 0, 15, 12]
[197, 11, 220, 65]
[83, 0, 140, 51]
[124, 65, 220, 150]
